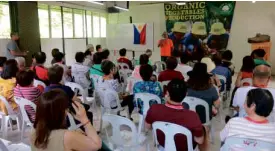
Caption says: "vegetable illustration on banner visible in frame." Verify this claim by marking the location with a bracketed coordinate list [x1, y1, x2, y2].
[164, 2, 235, 60]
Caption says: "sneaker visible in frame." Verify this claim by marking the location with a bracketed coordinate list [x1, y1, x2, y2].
[248, 33, 270, 43]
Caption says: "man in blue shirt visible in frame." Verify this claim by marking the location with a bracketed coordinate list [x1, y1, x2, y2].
[211, 54, 232, 91]
[6, 32, 26, 59]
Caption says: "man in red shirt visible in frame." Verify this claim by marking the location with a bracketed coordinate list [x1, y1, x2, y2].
[31, 51, 49, 85]
[117, 48, 133, 70]
[145, 79, 204, 150]
[158, 56, 184, 82]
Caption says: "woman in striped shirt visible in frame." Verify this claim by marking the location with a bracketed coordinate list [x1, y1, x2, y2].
[14, 70, 42, 123]
[220, 88, 275, 144]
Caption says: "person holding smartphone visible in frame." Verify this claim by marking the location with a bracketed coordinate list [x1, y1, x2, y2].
[31, 89, 101, 151]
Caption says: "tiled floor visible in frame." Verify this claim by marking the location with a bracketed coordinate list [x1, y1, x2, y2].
[2, 75, 275, 151]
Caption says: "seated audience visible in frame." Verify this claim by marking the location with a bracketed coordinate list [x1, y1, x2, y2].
[251, 48, 270, 66]
[100, 49, 110, 61]
[230, 56, 255, 107]
[44, 65, 93, 125]
[133, 64, 162, 99]
[221, 50, 235, 76]
[15, 57, 26, 71]
[89, 52, 104, 76]
[201, 57, 221, 88]
[235, 56, 255, 87]
[31, 89, 101, 151]
[175, 54, 193, 81]
[145, 79, 204, 151]
[158, 56, 184, 82]
[211, 54, 232, 91]
[0, 57, 7, 74]
[132, 54, 149, 79]
[145, 49, 153, 65]
[44, 65, 79, 102]
[32, 51, 49, 85]
[187, 63, 220, 123]
[0, 60, 18, 114]
[232, 65, 272, 117]
[51, 48, 60, 65]
[221, 89, 275, 144]
[96, 44, 102, 52]
[83, 49, 93, 67]
[53, 52, 72, 83]
[14, 70, 42, 122]
[98, 60, 134, 115]
[71, 52, 91, 89]
[117, 48, 133, 70]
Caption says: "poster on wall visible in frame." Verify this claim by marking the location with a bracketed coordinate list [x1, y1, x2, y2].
[164, 1, 235, 60]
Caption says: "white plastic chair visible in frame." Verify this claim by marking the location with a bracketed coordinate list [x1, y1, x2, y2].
[67, 112, 82, 130]
[134, 93, 161, 135]
[102, 114, 149, 151]
[160, 80, 170, 92]
[0, 96, 20, 139]
[216, 74, 227, 92]
[118, 63, 130, 70]
[182, 96, 210, 125]
[119, 69, 133, 93]
[0, 139, 9, 151]
[90, 74, 101, 89]
[216, 74, 229, 104]
[152, 121, 194, 151]
[14, 97, 36, 141]
[240, 78, 253, 86]
[182, 96, 214, 143]
[154, 61, 166, 73]
[221, 136, 275, 151]
[33, 79, 46, 88]
[97, 88, 129, 132]
[126, 76, 142, 94]
[65, 82, 94, 105]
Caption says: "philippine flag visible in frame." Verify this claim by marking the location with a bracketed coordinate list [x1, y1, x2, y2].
[133, 24, 146, 45]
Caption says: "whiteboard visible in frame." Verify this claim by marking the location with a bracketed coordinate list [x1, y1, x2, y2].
[106, 23, 154, 51]
[64, 39, 86, 66]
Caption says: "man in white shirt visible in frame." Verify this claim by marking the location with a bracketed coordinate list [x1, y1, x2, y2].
[221, 88, 275, 146]
[232, 65, 273, 117]
[71, 52, 91, 89]
[175, 54, 192, 81]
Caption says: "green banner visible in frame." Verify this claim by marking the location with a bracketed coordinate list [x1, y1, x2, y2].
[164, 2, 235, 58]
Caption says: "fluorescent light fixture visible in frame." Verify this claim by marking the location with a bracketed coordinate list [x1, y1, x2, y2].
[88, 1, 104, 5]
[176, 2, 186, 5]
[252, 0, 256, 3]
[114, 5, 129, 11]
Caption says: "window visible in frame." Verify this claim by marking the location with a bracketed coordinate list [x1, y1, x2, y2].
[93, 14, 100, 38]
[37, 3, 106, 39]
[50, 6, 62, 38]
[63, 8, 73, 38]
[0, 2, 11, 38]
[100, 16, 106, 38]
[38, 4, 49, 38]
[86, 11, 92, 38]
[74, 9, 84, 38]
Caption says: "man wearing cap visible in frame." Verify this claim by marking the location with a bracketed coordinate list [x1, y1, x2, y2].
[158, 32, 174, 62]
[207, 22, 229, 52]
[183, 22, 207, 61]
[6, 32, 27, 60]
